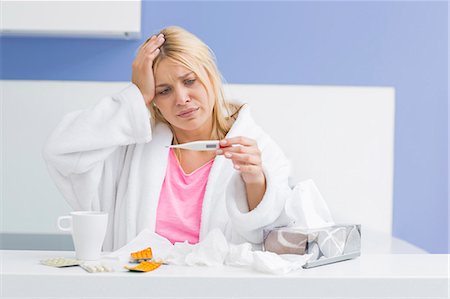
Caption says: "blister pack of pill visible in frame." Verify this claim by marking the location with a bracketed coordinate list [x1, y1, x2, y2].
[130, 247, 153, 263]
[40, 257, 81, 268]
[124, 261, 161, 272]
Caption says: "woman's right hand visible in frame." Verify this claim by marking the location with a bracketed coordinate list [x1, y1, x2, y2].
[131, 33, 165, 108]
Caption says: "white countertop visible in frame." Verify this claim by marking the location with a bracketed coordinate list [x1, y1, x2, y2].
[1, 250, 449, 298]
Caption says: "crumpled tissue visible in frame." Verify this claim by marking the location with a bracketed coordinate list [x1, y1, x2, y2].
[106, 229, 311, 275]
[105, 229, 173, 262]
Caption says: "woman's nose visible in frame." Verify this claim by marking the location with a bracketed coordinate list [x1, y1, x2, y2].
[175, 88, 191, 105]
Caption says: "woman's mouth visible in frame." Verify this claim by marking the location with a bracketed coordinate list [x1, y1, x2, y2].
[177, 107, 199, 118]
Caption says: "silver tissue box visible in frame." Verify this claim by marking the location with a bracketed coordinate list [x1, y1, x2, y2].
[263, 224, 361, 268]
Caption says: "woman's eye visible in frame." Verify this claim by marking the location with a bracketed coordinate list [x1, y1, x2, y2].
[159, 88, 170, 95]
[185, 79, 196, 86]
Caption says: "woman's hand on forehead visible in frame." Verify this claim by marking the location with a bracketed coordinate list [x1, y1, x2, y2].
[131, 33, 165, 108]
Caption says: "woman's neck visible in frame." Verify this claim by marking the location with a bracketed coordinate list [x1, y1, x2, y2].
[171, 119, 216, 144]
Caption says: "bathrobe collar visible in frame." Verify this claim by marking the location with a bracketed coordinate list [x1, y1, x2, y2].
[134, 103, 253, 240]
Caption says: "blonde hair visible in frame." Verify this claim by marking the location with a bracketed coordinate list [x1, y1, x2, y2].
[143, 26, 242, 143]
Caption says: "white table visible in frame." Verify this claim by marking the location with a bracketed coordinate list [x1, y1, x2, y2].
[1, 250, 448, 298]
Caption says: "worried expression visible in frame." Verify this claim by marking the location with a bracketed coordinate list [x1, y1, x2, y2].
[153, 59, 215, 133]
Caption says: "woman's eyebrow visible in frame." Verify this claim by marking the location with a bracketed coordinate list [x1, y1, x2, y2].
[155, 83, 169, 88]
[178, 71, 194, 79]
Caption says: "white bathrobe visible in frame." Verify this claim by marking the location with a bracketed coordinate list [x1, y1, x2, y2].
[43, 84, 296, 251]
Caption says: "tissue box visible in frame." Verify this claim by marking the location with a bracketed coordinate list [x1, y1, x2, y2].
[263, 224, 361, 268]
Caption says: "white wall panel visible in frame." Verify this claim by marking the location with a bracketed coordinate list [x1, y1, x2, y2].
[2, 80, 394, 236]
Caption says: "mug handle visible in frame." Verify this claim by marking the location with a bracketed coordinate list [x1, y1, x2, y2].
[57, 216, 72, 232]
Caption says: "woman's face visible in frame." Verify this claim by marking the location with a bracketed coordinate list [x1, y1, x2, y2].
[153, 59, 214, 134]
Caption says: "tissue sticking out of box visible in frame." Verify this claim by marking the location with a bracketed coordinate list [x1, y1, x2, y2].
[263, 224, 361, 268]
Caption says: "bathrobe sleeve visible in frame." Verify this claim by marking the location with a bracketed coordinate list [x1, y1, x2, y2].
[225, 130, 294, 244]
[42, 84, 152, 211]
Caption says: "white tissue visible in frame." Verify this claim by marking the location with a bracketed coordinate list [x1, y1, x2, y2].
[225, 243, 254, 267]
[104, 229, 173, 261]
[167, 230, 310, 274]
[108, 229, 310, 274]
[253, 251, 310, 275]
[286, 179, 335, 228]
[165, 230, 229, 266]
[162, 242, 191, 264]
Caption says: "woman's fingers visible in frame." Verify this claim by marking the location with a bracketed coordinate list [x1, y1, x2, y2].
[232, 164, 261, 174]
[216, 136, 262, 170]
[142, 34, 163, 49]
[218, 145, 260, 156]
[223, 151, 261, 166]
[136, 34, 164, 64]
[134, 50, 159, 71]
[218, 136, 259, 154]
[217, 138, 260, 161]
[143, 48, 160, 65]
[142, 34, 165, 54]
[142, 34, 157, 47]
[218, 136, 265, 184]
[220, 136, 256, 147]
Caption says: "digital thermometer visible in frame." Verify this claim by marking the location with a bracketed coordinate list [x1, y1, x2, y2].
[166, 140, 220, 151]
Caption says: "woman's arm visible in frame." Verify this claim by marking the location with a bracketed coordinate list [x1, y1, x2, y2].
[43, 84, 151, 211]
[244, 177, 267, 211]
[223, 141, 293, 244]
[43, 84, 151, 176]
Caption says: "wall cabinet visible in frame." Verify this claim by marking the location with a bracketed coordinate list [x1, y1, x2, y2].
[1, 1, 141, 39]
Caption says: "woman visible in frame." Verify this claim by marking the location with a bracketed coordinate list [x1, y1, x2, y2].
[43, 26, 293, 251]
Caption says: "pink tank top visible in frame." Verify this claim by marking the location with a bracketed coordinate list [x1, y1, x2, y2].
[155, 149, 214, 244]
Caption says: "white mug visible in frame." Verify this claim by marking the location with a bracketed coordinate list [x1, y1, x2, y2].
[57, 211, 108, 261]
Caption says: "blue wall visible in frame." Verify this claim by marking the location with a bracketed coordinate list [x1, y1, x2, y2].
[1, 1, 448, 253]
